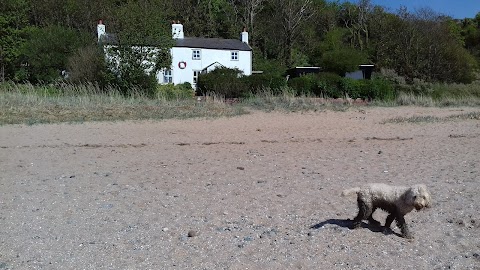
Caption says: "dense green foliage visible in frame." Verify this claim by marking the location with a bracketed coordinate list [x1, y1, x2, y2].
[285, 72, 396, 100]
[156, 83, 194, 100]
[315, 72, 344, 98]
[0, 0, 479, 97]
[198, 67, 398, 101]
[197, 68, 287, 98]
[242, 74, 287, 94]
[197, 68, 246, 98]
[341, 77, 395, 101]
[98, 1, 174, 96]
[19, 25, 91, 83]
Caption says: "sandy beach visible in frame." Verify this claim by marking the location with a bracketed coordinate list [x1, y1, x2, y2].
[1, 106, 479, 269]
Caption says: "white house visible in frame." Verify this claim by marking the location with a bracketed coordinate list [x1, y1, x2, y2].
[97, 21, 252, 88]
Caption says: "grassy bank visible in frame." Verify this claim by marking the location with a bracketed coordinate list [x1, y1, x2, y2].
[0, 83, 246, 125]
[1, 82, 480, 125]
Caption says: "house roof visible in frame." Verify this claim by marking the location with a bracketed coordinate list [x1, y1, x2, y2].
[174, 37, 251, 51]
[99, 34, 252, 51]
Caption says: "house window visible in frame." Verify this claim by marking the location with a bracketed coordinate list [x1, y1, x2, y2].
[231, 51, 239, 61]
[163, 69, 172, 83]
[193, 70, 201, 86]
[192, 49, 201, 60]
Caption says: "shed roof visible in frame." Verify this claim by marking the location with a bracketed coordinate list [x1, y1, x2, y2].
[175, 37, 251, 51]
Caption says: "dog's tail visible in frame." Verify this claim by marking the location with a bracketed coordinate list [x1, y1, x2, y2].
[341, 187, 360, 196]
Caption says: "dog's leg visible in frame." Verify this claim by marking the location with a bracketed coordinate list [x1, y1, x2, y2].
[384, 213, 395, 228]
[352, 198, 371, 229]
[395, 215, 413, 239]
[367, 207, 381, 227]
[382, 213, 396, 234]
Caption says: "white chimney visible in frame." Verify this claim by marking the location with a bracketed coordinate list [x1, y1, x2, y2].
[97, 20, 106, 42]
[172, 21, 184, 39]
[241, 27, 248, 44]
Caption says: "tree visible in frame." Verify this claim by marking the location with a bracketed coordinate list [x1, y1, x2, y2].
[2, 0, 477, 86]
[339, 0, 373, 51]
[19, 25, 90, 83]
[371, 7, 476, 83]
[272, 0, 315, 67]
[167, 0, 238, 39]
[67, 45, 110, 85]
[0, 0, 30, 82]
[105, 0, 174, 95]
[461, 12, 480, 63]
[316, 28, 368, 75]
[229, 0, 265, 46]
[295, 0, 331, 67]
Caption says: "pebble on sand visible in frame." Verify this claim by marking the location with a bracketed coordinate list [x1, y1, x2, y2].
[187, 230, 198, 237]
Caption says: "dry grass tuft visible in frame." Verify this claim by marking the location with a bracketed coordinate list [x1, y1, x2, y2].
[382, 111, 480, 124]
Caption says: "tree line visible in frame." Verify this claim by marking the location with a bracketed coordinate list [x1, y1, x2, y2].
[1, 0, 479, 88]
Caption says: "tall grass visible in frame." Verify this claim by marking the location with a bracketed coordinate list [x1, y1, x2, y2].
[0, 82, 246, 125]
[1, 81, 479, 125]
[376, 69, 480, 106]
[382, 111, 480, 124]
[243, 87, 350, 112]
[391, 91, 480, 107]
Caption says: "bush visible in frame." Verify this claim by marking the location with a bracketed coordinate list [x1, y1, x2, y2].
[285, 72, 395, 100]
[156, 83, 194, 100]
[340, 77, 396, 101]
[340, 78, 369, 99]
[108, 67, 159, 97]
[67, 45, 110, 87]
[287, 74, 317, 96]
[197, 68, 247, 98]
[370, 78, 396, 101]
[243, 74, 286, 94]
[316, 72, 343, 98]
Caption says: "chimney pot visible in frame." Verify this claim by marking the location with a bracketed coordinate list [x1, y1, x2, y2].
[172, 21, 184, 39]
[241, 28, 248, 44]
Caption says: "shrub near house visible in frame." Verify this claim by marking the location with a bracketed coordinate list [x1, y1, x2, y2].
[197, 68, 286, 98]
[286, 73, 395, 101]
[341, 78, 395, 101]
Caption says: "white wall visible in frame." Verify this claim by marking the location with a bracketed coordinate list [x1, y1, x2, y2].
[157, 47, 252, 87]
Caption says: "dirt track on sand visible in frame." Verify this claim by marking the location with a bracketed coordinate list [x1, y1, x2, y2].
[1, 107, 479, 269]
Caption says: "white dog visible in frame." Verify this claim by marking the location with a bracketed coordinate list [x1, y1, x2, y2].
[342, 183, 431, 239]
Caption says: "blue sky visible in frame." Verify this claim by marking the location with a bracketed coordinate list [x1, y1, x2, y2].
[349, 0, 479, 19]
[370, 0, 480, 19]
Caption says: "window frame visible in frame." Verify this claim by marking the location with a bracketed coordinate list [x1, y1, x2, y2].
[231, 51, 239, 61]
[163, 69, 173, 83]
[192, 49, 201, 60]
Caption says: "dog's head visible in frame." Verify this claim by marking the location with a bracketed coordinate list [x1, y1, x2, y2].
[406, 184, 432, 211]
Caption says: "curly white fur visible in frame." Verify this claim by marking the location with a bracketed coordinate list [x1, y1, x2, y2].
[342, 183, 431, 239]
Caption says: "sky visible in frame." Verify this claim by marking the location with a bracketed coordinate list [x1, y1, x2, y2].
[353, 0, 479, 19]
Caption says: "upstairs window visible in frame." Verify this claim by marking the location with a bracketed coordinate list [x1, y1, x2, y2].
[163, 70, 172, 83]
[231, 51, 239, 61]
[192, 49, 201, 60]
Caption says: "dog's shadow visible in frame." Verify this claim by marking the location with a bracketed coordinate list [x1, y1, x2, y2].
[310, 218, 402, 237]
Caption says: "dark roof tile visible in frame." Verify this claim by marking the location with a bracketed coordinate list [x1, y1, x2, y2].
[175, 37, 251, 51]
